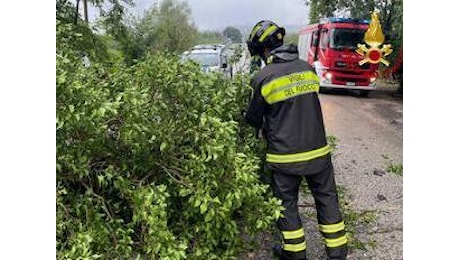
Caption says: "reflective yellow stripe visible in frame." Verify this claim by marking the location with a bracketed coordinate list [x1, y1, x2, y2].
[267, 145, 331, 164]
[282, 228, 305, 240]
[284, 241, 307, 252]
[259, 25, 277, 42]
[262, 71, 319, 96]
[324, 235, 348, 248]
[261, 71, 320, 104]
[250, 24, 262, 40]
[319, 221, 345, 233]
[267, 81, 319, 104]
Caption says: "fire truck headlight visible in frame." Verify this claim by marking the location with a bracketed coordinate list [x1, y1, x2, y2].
[325, 72, 332, 80]
[370, 77, 377, 82]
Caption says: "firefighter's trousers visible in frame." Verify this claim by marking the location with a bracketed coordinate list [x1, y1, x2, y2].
[271, 160, 348, 260]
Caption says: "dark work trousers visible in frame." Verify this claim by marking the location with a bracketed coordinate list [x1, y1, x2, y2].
[271, 160, 348, 260]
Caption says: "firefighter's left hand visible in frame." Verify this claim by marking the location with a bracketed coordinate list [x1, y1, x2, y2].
[256, 128, 266, 139]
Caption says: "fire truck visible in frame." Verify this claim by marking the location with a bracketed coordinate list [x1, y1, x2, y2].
[298, 17, 379, 96]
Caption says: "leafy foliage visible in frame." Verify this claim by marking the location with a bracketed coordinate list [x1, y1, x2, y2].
[57, 20, 282, 258]
[56, 0, 110, 63]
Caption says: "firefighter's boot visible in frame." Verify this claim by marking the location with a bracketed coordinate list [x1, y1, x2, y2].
[326, 244, 348, 260]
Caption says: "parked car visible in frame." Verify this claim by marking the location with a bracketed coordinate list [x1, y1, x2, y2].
[181, 44, 231, 78]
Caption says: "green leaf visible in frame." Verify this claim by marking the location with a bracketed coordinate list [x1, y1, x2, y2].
[160, 142, 167, 151]
[58, 75, 66, 84]
[56, 120, 64, 130]
[200, 203, 208, 214]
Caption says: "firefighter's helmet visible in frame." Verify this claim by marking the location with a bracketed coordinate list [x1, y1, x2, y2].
[247, 20, 285, 57]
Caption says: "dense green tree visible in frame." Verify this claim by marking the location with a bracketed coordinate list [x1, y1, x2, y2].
[152, 0, 198, 53]
[91, 0, 198, 63]
[223, 26, 243, 43]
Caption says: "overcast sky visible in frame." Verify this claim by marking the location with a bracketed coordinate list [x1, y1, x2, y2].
[83, 0, 310, 32]
[182, 0, 309, 31]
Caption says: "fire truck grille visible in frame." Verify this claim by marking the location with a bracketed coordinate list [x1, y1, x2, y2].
[359, 63, 370, 69]
[335, 76, 368, 83]
[334, 62, 370, 70]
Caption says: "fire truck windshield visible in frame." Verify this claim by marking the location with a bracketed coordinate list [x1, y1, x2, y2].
[330, 28, 366, 49]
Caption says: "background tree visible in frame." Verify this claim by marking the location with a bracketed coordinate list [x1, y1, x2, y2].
[284, 33, 299, 45]
[223, 26, 243, 43]
[95, 0, 198, 63]
[197, 30, 224, 44]
[305, 0, 339, 23]
[152, 0, 198, 53]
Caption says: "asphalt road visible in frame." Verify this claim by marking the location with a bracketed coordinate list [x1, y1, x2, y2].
[313, 89, 403, 259]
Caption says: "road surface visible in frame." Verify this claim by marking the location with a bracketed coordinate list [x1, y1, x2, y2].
[315, 89, 403, 260]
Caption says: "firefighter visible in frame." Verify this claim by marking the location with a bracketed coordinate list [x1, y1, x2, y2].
[243, 20, 348, 260]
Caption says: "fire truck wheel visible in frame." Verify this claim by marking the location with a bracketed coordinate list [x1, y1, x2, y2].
[357, 90, 370, 97]
[319, 87, 332, 94]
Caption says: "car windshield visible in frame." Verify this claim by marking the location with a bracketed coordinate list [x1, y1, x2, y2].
[188, 53, 219, 66]
[330, 28, 366, 49]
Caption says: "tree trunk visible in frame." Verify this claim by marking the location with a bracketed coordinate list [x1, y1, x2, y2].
[83, 0, 89, 23]
[75, 0, 80, 24]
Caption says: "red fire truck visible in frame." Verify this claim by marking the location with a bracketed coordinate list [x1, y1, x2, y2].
[298, 17, 379, 96]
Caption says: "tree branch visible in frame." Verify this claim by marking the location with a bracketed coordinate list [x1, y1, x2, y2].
[75, 0, 80, 25]
[160, 165, 191, 188]
[81, 182, 114, 220]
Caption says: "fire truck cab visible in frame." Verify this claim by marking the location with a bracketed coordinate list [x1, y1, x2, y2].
[298, 17, 379, 96]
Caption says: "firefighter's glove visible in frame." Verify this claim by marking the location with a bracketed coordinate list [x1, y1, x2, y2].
[256, 127, 266, 140]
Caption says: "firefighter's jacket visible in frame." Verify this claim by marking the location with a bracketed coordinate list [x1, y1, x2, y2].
[245, 44, 331, 176]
